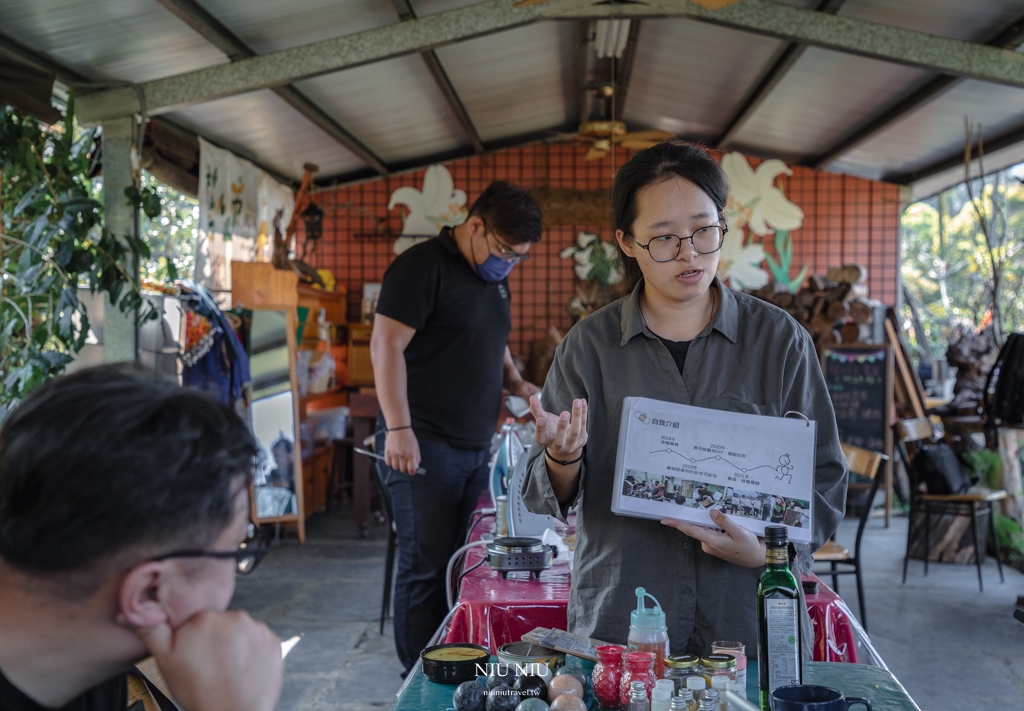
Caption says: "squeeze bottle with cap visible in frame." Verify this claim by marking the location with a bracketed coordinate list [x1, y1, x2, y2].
[627, 587, 670, 678]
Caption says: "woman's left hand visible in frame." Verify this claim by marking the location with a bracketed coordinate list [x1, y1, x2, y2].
[661, 509, 766, 568]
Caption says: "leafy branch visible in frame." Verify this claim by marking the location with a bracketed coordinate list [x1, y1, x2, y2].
[1, 101, 162, 410]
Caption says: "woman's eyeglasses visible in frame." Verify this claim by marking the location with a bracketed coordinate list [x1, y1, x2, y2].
[628, 225, 727, 262]
[151, 525, 269, 575]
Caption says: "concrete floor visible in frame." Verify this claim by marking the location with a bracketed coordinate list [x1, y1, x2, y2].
[231, 506, 1024, 711]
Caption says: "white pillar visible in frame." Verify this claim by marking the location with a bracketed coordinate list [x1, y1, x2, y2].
[101, 117, 137, 363]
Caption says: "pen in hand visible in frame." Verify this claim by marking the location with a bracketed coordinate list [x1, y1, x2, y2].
[354, 446, 427, 475]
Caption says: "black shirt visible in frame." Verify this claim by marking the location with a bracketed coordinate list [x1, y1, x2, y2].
[0, 668, 126, 711]
[375, 228, 512, 450]
[658, 335, 691, 373]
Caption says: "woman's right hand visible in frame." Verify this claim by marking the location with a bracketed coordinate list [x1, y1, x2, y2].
[384, 428, 421, 476]
[529, 395, 588, 460]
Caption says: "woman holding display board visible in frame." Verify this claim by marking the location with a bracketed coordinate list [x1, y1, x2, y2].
[522, 142, 847, 657]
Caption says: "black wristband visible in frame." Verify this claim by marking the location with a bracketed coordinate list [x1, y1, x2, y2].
[545, 448, 584, 466]
[385, 424, 412, 433]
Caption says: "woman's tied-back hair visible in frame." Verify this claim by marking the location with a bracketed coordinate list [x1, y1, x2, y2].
[611, 142, 730, 291]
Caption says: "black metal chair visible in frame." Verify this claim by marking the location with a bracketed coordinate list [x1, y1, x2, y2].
[812, 442, 888, 633]
[895, 418, 1005, 592]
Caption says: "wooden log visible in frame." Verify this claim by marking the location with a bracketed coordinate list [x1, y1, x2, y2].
[826, 300, 850, 320]
[819, 329, 840, 346]
[839, 322, 861, 343]
[808, 274, 831, 292]
[811, 296, 827, 317]
[799, 320, 814, 337]
[771, 292, 795, 309]
[794, 289, 815, 309]
[811, 313, 836, 334]
[788, 308, 809, 323]
[825, 283, 852, 303]
[827, 264, 868, 284]
[847, 283, 869, 300]
[850, 299, 873, 324]
[754, 283, 775, 300]
[907, 508, 989, 563]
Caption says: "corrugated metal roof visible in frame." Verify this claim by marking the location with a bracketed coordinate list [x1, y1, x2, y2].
[728, 49, 931, 162]
[623, 20, 788, 139]
[5, 0, 1024, 199]
[0, 0, 226, 82]
[171, 89, 367, 178]
[296, 55, 471, 165]
[434, 21, 578, 143]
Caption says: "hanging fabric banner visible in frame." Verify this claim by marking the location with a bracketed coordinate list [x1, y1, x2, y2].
[196, 138, 294, 298]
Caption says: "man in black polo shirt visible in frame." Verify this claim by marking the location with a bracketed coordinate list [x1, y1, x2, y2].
[370, 181, 542, 671]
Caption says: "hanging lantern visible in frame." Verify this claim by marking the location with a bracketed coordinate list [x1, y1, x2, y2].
[301, 201, 324, 244]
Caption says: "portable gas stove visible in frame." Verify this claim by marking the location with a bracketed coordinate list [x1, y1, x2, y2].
[485, 536, 555, 579]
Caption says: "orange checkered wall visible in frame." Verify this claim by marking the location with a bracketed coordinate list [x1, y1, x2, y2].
[305, 144, 901, 357]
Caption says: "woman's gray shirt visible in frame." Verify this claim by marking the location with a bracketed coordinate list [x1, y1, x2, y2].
[522, 279, 847, 655]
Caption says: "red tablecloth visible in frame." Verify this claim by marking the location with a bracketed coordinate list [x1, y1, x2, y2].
[445, 507, 865, 664]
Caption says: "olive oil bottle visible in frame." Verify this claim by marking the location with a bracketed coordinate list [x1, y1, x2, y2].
[756, 525, 802, 710]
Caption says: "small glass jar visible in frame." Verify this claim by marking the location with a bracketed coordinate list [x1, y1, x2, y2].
[620, 651, 657, 708]
[593, 644, 626, 709]
[662, 655, 702, 695]
[699, 654, 737, 684]
[710, 641, 746, 690]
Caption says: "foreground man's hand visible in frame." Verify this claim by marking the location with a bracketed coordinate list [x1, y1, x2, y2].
[137, 610, 283, 711]
[662, 509, 767, 568]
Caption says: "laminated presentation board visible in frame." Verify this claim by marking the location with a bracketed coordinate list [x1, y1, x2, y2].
[611, 397, 817, 543]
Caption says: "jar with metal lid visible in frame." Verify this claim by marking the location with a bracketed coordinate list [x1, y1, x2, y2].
[699, 654, 737, 684]
[663, 654, 702, 694]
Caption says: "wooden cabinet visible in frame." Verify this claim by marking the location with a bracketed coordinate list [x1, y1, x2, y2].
[302, 445, 333, 518]
[347, 323, 375, 386]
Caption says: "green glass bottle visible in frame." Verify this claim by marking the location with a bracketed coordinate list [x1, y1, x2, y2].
[757, 525, 802, 710]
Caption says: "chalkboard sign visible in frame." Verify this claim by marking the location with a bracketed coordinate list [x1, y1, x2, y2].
[821, 345, 892, 453]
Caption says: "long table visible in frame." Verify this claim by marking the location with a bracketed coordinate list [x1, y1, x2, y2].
[394, 659, 919, 710]
[444, 512, 880, 665]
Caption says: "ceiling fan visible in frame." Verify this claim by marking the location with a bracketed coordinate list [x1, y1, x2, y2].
[551, 85, 675, 160]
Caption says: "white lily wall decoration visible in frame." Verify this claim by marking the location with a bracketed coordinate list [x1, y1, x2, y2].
[388, 164, 467, 254]
[719, 152, 810, 292]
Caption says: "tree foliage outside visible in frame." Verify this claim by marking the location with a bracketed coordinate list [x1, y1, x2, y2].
[900, 165, 1024, 364]
[0, 102, 157, 410]
[138, 171, 197, 285]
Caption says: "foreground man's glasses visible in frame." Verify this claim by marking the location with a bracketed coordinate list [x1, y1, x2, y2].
[151, 524, 268, 575]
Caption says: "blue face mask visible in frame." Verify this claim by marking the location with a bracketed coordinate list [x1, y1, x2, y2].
[475, 254, 515, 282]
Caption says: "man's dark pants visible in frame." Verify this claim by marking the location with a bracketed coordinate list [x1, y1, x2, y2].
[376, 427, 490, 671]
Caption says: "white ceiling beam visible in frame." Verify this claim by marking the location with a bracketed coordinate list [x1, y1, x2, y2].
[555, 0, 1024, 90]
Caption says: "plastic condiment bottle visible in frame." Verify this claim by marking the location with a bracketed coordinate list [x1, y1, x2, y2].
[672, 689, 695, 711]
[629, 680, 651, 711]
[651, 686, 672, 711]
[628, 587, 670, 678]
[686, 676, 707, 694]
[709, 680, 728, 711]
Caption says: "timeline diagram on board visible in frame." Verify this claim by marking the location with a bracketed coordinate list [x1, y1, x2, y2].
[611, 397, 816, 543]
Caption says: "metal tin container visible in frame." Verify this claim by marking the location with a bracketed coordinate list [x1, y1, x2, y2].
[497, 642, 564, 681]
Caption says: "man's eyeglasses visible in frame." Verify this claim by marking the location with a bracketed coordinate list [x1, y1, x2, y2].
[483, 221, 531, 264]
[151, 525, 269, 575]
[628, 225, 727, 262]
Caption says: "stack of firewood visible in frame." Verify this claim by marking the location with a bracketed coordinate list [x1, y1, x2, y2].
[745, 264, 883, 346]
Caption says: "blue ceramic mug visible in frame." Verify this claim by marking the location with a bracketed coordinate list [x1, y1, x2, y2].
[770, 685, 871, 711]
